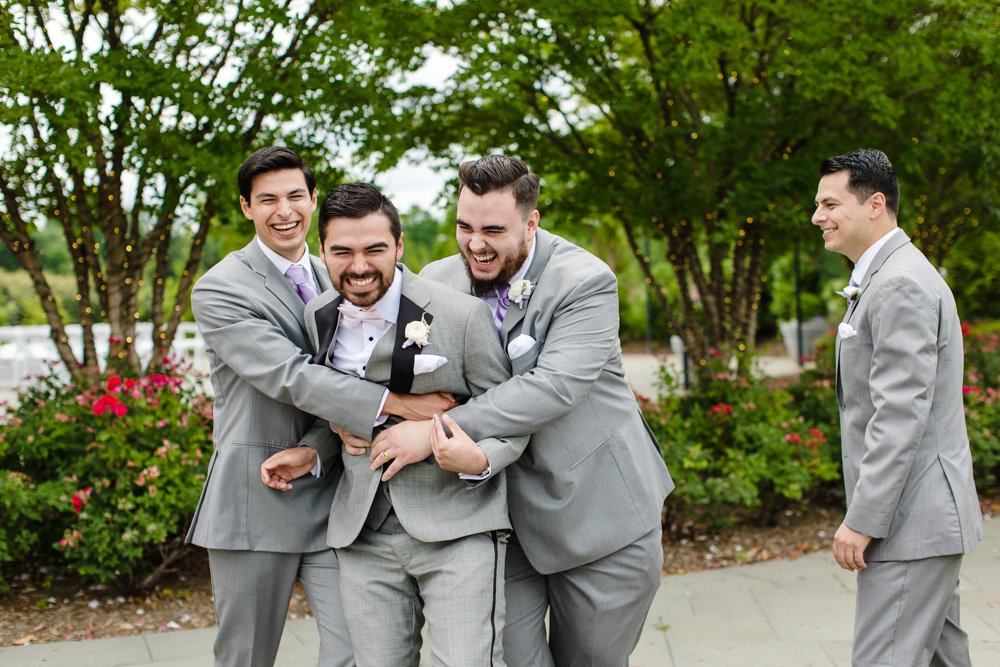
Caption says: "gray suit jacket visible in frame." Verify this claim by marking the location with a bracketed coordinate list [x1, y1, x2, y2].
[305, 266, 527, 548]
[187, 239, 386, 552]
[423, 229, 674, 574]
[836, 230, 982, 561]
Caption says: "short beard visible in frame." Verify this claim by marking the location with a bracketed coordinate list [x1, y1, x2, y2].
[462, 238, 530, 295]
[335, 270, 392, 308]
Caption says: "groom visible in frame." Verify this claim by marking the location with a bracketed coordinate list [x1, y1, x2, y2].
[260, 183, 526, 666]
[814, 148, 981, 665]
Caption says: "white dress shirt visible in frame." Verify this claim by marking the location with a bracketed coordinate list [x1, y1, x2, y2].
[330, 268, 402, 381]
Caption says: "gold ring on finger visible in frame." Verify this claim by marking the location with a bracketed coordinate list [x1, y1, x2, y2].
[382, 451, 390, 462]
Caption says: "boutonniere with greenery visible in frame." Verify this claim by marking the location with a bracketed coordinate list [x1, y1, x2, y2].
[402, 313, 431, 349]
[508, 279, 534, 309]
[836, 284, 860, 301]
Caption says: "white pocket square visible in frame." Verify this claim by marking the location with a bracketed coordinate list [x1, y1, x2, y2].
[506, 334, 536, 359]
[838, 322, 858, 339]
[414, 354, 448, 375]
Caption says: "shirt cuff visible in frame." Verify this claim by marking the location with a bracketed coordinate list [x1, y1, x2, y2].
[373, 389, 390, 428]
[298, 444, 322, 478]
[459, 461, 492, 481]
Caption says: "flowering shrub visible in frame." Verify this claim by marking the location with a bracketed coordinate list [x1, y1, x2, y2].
[642, 371, 841, 534]
[0, 360, 211, 591]
[964, 324, 1000, 488]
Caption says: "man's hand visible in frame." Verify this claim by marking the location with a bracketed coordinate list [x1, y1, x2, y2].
[260, 446, 317, 492]
[370, 420, 434, 481]
[330, 423, 371, 456]
[832, 521, 872, 571]
[383, 391, 458, 421]
[431, 414, 488, 475]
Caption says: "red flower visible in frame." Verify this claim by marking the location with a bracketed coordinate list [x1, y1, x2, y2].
[70, 487, 92, 513]
[709, 403, 734, 416]
[784, 433, 803, 445]
[106, 376, 122, 392]
[147, 374, 170, 389]
[92, 394, 128, 417]
[962, 386, 981, 395]
[960, 322, 971, 336]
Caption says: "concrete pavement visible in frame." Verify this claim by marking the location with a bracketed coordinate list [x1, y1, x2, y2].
[3, 516, 997, 666]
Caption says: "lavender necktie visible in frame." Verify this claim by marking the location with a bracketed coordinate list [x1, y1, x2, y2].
[285, 264, 317, 304]
[493, 285, 511, 332]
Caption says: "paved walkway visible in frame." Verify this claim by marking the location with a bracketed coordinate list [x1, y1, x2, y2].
[3, 517, 997, 666]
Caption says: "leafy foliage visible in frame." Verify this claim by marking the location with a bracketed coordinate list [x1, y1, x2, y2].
[0, 1, 432, 373]
[0, 362, 212, 591]
[642, 371, 841, 534]
[378, 0, 999, 379]
[964, 324, 1000, 488]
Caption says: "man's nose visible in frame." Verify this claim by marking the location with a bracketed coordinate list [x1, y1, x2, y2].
[811, 208, 823, 225]
[276, 197, 293, 217]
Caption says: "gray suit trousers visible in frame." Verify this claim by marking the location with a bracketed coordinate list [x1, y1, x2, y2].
[854, 555, 969, 666]
[503, 526, 663, 667]
[208, 548, 354, 667]
[336, 513, 507, 666]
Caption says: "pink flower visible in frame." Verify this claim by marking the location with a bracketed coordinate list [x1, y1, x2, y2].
[784, 433, 803, 445]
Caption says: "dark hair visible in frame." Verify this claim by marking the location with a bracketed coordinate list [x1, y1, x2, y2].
[318, 182, 401, 246]
[458, 155, 540, 218]
[819, 148, 899, 217]
[237, 146, 316, 201]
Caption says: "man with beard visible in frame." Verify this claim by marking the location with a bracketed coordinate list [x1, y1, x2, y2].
[370, 155, 674, 666]
[259, 183, 526, 666]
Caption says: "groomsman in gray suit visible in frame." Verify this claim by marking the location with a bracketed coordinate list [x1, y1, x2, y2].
[371, 155, 674, 666]
[260, 183, 527, 666]
[189, 148, 453, 667]
[814, 148, 982, 665]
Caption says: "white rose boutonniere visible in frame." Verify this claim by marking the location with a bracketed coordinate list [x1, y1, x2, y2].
[836, 284, 860, 301]
[402, 314, 431, 349]
[508, 279, 534, 309]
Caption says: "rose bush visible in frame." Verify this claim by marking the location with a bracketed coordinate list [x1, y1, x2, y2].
[0, 360, 211, 591]
[642, 370, 841, 535]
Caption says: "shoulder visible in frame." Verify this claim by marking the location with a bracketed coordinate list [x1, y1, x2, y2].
[535, 231, 617, 298]
[421, 254, 465, 280]
[411, 271, 484, 313]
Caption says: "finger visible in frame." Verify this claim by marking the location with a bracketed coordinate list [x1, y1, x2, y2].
[440, 413, 464, 438]
[344, 443, 367, 456]
[382, 458, 403, 482]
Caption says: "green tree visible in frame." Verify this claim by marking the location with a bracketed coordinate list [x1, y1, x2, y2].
[382, 0, 998, 380]
[0, 0, 432, 374]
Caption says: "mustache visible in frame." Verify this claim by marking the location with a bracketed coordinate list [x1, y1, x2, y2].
[340, 271, 381, 282]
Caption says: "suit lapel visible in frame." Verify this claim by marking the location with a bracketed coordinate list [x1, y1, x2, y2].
[499, 230, 554, 345]
[835, 229, 911, 400]
[243, 239, 311, 329]
[380, 266, 434, 393]
[312, 294, 343, 364]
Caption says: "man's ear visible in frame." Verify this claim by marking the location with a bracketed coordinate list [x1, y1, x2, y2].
[869, 192, 887, 219]
[240, 196, 253, 220]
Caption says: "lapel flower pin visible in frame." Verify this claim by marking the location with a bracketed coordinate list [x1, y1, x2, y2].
[508, 279, 534, 309]
[836, 284, 860, 301]
[402, 313, 431, 349]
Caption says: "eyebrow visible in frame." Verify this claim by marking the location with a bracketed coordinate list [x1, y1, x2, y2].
[327, 241, 390, 252]
[255, 187, 307, 201]
[456, 218, 508, 233]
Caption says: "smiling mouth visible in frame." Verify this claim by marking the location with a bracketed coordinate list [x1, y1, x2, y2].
[472, 252, 497, 265]
[822, 228, 836, 236]
[272, 221, 300, 232]
[346, 275, 376, 287]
